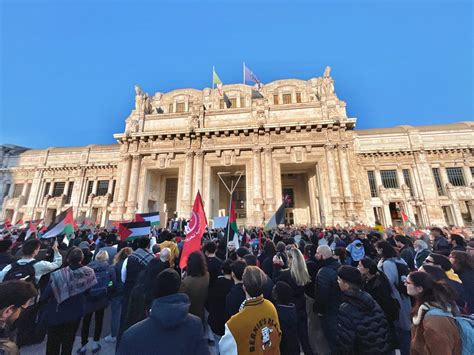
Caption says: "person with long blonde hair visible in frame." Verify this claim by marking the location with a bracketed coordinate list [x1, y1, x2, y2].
[274, 247, 313, 355]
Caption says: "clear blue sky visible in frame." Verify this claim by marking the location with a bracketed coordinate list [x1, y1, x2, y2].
[1, 0, 472, 149]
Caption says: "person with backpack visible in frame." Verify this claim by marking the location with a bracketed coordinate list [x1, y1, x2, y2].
[0, 239, 16, 271]
[376, 240, 412, 355]
[407, 271, 464, 355]
[0, 238, 62, 284]
[77, 250, 116, 354]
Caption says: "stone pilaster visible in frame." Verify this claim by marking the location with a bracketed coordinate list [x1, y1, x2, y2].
[252, 147, 264, 223]
[182, 151, 194, 215]
[263, 147, 275, 213]
[338, 144, 352, 198]
[117, 155, 132, 213]
[325, 144, 340, 198]
[193, 151, 204, 197]
[463, 165, 472, 186]
[126, 154, 141, 215]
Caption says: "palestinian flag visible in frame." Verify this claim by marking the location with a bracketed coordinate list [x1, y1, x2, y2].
[265, 196, 289, 230]
[41, 208, 75, 245]
[401, 212, 415, 227]
[118, 221, 151, 241]
[12, 219, 25, 230]
[135, 212, 160, 226]
[25, 221, 37, 239]
[226, 200, 239, 248]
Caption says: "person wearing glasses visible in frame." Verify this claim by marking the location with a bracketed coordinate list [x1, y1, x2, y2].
[0, 280, 38, 355]
[405, 271, 462, 355]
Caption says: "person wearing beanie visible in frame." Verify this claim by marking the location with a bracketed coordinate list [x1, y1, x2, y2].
[428, 253, 462, 283]
[272, 282, 299, 355]
[117, 269, 208, 355]
[336, 265, 392, 354]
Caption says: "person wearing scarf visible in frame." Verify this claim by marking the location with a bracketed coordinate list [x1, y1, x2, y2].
[41, 247, 97, 355]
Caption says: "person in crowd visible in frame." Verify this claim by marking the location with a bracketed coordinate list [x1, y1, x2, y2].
[395, 234, 416, 270]
[336, 265, 392, 354]
[0, 239, 62, 284]
[376, 240, 412, 355]
[207, 259, 234, 349]
[158, 231, 179, 268]
[449, 250, 474, 314]
[236, 246, 251, 261]
[345, 236, 365, 266]
[260, 240, 277, 278]
[117, 268, 209, 355]
[41, 247, 97, 355]
[406, 271, 462, 355]
[225, 260, 247, 321]
[466, 239, 474, 257]
[219, 266, 281, 354]
[272, 281, 299, 355]
[448, 234, 467, 252]
[0, 239, 15, 271]
[104, 247, 132, 343]
[95, 234, 118, 264]
[414, 239, 430, 269]
[313, 245, 342, 353]
[226, 241, 237, 261]
[0, 280, 38, 355]
[79, 241, 94, 265]
[143, 247, 170, 307]
[430, 227, 450, 256]
[202, 241, 223, 287]
[118, 237, 154, 342]
[78, 250, 116, 354]
[180, 251, 210, 321]
[273, 248, 313, 355]
[243, 254, 273, 300]
[427, 252, 462, 284]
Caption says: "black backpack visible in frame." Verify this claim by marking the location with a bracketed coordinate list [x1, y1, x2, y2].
[393, 260, 410, 296]
[3, 260, 38, 284]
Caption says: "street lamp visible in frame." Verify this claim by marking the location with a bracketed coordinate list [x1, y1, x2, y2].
[217, 171, 244, 258]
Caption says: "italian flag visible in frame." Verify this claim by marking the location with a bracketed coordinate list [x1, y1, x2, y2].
[118, 221, 151, 241]
[41, 207, 75, 245]
[135, 212, 160, 226]
[213, 68, 223, 96]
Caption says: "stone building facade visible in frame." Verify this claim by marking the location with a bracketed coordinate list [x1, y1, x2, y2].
[1, 68, 473, 228]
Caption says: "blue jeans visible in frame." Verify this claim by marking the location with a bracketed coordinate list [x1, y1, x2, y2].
[110, 296, 122, 338]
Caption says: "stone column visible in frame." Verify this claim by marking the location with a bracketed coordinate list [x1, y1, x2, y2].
[117, 156, 132, 212]
[337, 144, 352, 198]
[252, 147, 264, 224]
[463, 165, 472, 186]
[182, 151, 194, 214]
[325, 144, 340, 198]
[92, 179, 98, 195]
[126, 154, 142, 214]
[396, 169, 405, 189]
[48, 181, 54, 196]
[263, 147, 274, 212]
[439, 166, 449, 191]
[193, 151, 204, 197]
[107, 178, 114, 195]
[64, 181, 70, 197]
[375, 170, 383, 191]
[382, 203, 392, 227]
[21, 182, 28, 197]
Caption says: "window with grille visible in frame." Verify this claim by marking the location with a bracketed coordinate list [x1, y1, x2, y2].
[446, 167, 465, 186]
[12, 184, 23, 198]
[296, 93, 302, 103]
[66, 182, 74, 204]
[403, 169, 414, 196]
[273, 94, 279, 105]
[43, 182, 51, 197]
[282, 93, 292, 104]
[367, 171, 378, 197]
[219, 99, 224, 109]
[3, 183, 11, 198]
[471, 166, 474, 179]
[168, 103, 173, 113]
[229, 98, 237, 108]
[240, 97, 246, 108]
[380, 170, 398, 188]
[432, 168, 444, 195]
[96, 180, 109, 196]
[176, 102, 185, 113]
[52, 182, 65, 197]
[86, 181, 94, 202]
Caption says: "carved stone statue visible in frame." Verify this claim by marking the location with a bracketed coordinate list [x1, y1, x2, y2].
[134, 85, 146, 112]
[324, 66, 331, 79]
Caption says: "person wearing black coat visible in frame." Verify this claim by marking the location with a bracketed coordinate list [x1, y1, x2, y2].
[207, 260, 233, 342]
[117, 269, 209, 355]
[272, 281, 300, 355]
[336, 266, 392, 355]
[450, 250, 474, 314]
[143, 251, 170, 307]
[0, 239, 16, 270]
[313, 246, 342, 353]
[203, 241, 223, 287]
[395, 235, 416, 270]
[224, 260, 246, 321]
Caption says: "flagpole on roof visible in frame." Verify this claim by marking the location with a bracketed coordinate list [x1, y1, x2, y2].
[212, 66, 215, 90]
[243, 62, 245, 84]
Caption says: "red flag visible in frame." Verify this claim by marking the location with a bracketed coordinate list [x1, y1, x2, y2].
[401, 212, 409, 223]
[179, 192, 207, 270]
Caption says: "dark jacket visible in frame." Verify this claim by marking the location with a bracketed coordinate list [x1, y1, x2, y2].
[206, 256, 223, 287]
[85, 260, 116, 314]
[0, 251, 16, 270]
[225, 282, 245, 321]
[433, 236, 450, 256]
[117, 293, 209, 355]
[415, 249, 430, 269]
[275, 304, 299, 355]
[113, 259, 126, 297]
[336, 289, 392, 355]
[314, 257, 342, 315]
[399, 246, 416, 270]
[458, 269, 474, 314]
[143, 259, 170, 303]
[305, 256, 320, 298]
[362, 273, 399, 322]
[275, 269, 306, 312]
[207, 276, 233, 335]
[261, 255, 275, 279]
[124, 249, 154, 298]
[40, 264, 90, 327]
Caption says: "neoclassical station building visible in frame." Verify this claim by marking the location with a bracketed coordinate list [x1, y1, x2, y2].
[1, 68, 473, 228]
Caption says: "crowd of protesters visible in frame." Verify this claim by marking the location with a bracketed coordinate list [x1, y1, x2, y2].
[0, 221, 473, 355]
